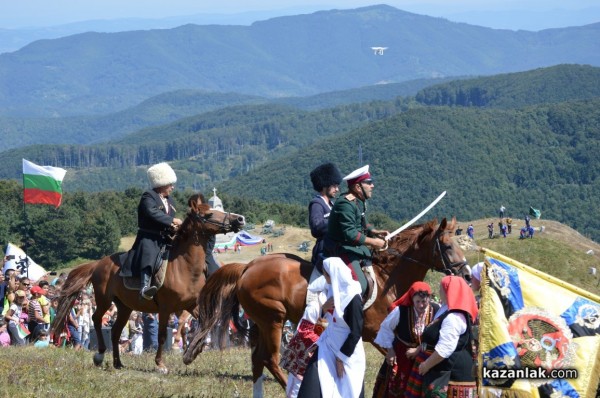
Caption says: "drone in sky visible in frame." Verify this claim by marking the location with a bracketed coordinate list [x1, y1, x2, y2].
[370, 46, 388, 55]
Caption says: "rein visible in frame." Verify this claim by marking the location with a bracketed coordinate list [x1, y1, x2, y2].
[380, 232, 467, 276]
[185, 211, 233, 245]
[194, 211, 232, 234]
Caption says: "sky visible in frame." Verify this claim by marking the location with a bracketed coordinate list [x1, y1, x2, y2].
[2, 0, 600, 31]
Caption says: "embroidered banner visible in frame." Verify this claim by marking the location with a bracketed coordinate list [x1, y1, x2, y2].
[478, 249, 600, 398]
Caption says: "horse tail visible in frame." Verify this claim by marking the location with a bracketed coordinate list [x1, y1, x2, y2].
[50, 261, 96, 337]
[183, 262, 246, 364]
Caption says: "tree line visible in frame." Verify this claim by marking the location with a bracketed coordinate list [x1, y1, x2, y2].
[0, 180, 399, 269]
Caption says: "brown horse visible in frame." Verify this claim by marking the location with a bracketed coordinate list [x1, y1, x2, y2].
[183, 217, 470, 395]
[50, 194, 245, 373]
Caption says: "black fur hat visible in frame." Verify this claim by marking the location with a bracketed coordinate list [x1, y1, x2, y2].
[310, 163, 343, 191]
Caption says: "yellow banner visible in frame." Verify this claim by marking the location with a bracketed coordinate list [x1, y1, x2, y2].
[478, 248, 600, 398]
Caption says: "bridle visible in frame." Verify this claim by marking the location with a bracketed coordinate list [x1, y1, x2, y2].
[192, 211, 234, 236]
[380, 231, 468, 276]
[432, 231, 468, 275]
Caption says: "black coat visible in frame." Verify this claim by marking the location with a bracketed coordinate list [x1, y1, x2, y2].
[122, 190, 176, 277]
[308, 195, 333, 266]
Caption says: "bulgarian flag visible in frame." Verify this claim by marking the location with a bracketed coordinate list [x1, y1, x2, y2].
[17, 323, 30, 340]
[22, 159, 67, 208]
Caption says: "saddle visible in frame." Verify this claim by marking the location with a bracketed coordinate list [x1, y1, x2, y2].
[306, 257, 378, 311]
[117, 252, 169, 293]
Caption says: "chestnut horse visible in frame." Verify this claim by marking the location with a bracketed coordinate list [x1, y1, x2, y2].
[183, 217, 470, 396]
[50, 194, 245, 373]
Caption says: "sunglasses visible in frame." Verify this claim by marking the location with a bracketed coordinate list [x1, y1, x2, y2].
[361, 180, 374, 185]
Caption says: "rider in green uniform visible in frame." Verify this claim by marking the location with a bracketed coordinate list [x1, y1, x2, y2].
[325, 165, 388, 295]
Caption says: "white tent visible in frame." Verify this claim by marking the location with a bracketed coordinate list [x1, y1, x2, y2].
[3, 242, 47, 282]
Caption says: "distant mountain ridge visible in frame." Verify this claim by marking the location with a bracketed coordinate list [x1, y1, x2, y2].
[1, 65, 599, 241]
[0, 5, 598, 117]
[0, 76, 455, 152]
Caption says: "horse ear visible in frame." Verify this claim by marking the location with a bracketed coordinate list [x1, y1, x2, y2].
[438, 218, 448, 232]
[188, 195, 198, 212]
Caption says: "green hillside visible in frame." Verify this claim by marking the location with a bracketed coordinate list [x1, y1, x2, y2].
[415, 64, 600, 108]
[0, 77, 455, 152]
[220, 99, 600, 241]
[1, 65, 599, 241]
[0, 99, 411, 182]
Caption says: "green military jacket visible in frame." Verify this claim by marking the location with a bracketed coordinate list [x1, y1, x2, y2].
[326, 192, 374, 259]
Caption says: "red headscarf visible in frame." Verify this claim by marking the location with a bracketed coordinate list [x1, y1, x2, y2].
[441, 275, 478, 321]
[388, 281, 432, 312]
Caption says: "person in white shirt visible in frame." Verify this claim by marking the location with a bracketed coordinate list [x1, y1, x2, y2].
[373, 281, 440, 397]
[298, 257, 365, 398]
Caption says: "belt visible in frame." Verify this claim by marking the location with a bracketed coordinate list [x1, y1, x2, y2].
[394, 335, 418, 348]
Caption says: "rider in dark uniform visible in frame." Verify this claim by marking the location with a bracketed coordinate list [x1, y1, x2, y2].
[126, 162, 183, 300]
[325, 165, 388, 295]
[308, 163, 342, 272]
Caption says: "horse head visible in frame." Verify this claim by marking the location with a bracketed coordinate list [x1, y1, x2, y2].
[378, 217, 471, 284]
[430, 217, 472, 282]
[183, 193, 246, 237]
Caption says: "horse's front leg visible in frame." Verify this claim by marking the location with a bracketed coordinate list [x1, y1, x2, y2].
[155, 312, 169, 374]
[91, 304, 109, 366]
[111, 307, 132, 369]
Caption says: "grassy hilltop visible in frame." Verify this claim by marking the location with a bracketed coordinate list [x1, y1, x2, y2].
[2, 218, 598, 397]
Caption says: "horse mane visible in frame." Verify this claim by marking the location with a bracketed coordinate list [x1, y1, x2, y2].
[171, 194, 211, 245]
[372, 218, 439, 278]
[388, 219, 438, 253]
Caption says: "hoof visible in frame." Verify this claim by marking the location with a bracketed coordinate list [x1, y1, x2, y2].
[157, 366, 169, 375]
[93, 353, 105, 366]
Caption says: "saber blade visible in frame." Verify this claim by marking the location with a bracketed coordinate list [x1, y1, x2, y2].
[386, 191, 447, 241]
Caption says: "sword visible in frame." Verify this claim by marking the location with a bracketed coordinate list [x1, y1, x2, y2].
[385, 191, 447, 241]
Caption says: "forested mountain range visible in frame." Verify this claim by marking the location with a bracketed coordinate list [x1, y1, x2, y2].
[0, 76, 454, 152]
[415, 64, 600, 108]
[1, 64, 600, 241]
[217, 98, 600, 240]
[0, 5, 599, 117]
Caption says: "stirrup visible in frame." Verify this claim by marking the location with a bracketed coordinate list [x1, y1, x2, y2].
[140, 286, 158, 300]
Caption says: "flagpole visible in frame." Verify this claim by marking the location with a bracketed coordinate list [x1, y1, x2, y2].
[21, 171, 30, 279]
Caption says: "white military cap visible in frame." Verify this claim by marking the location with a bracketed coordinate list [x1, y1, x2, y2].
[343, 165, 371, 185]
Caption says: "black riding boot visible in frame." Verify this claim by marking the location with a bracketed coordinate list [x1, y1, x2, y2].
[140, 268, 157, 300]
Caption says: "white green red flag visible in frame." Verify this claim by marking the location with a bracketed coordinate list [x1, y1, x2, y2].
[22, 159, 67, 208]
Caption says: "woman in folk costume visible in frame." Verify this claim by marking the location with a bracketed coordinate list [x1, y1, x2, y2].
[281, 277, 333, 398]
[372, 281, 440, 398]
[298, 257, 365, 398]
[405, 275, 478, 398]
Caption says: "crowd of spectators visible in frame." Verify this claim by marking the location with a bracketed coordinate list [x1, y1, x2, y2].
[1, 258, 194, 353]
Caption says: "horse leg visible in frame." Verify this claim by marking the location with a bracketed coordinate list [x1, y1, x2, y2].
[261, 322, 288, 390]
[174, 310, 192, 352]
[91, 300, 111, 366]
[155, 311, 169, 374]
[110, 305, 132, 369]
[250, 324, 267, 398]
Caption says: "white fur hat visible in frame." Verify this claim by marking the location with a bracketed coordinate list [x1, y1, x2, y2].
[147, 162, 177, 188]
